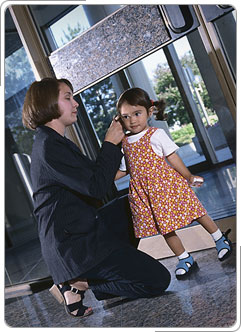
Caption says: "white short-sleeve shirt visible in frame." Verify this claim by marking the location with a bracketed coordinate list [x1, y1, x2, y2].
[119, 128, 178, 172]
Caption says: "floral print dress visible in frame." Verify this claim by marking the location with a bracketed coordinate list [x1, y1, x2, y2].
[122, 127, 207, 238]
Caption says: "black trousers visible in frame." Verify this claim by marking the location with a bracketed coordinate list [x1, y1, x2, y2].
[81, 245, 171, 300]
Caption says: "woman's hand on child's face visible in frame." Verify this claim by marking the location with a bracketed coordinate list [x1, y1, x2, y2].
[114, 115, 121, 121]
[104, 117, 125, 145]
[189, 175, 204, 187]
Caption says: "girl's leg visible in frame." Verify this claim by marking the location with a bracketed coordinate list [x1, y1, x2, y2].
[196, 214, 218, 233]
[163, 231, 197, 278]
[163, 231, 186, 256]
[196, 214, 232, 260]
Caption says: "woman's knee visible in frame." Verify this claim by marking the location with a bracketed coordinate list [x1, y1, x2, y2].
[140, 276, 171, 298]
[154, 268, 171, 292]
[152, 261, 171, 287]
[139, 263, 171, 298]
[135, 250, 171, 291]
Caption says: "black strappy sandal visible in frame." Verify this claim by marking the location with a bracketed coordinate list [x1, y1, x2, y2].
[49, 283, 93, 318]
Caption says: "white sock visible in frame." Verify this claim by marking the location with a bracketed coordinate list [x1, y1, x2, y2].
[211, 229, 228, 259]
[211, 229, 222, 242]
[178, 251, 189, 260]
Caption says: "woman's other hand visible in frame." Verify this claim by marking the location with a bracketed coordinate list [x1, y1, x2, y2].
[104, 116, 125, 145]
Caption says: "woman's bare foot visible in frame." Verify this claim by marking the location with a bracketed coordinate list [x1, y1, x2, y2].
[69, 278, 89, 291]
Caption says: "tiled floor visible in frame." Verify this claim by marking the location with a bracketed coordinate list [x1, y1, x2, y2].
[5, 246, 237, 328]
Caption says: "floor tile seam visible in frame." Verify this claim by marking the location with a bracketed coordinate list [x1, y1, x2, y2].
[19, 257, 44, 283]
[5, 267, 13, 285]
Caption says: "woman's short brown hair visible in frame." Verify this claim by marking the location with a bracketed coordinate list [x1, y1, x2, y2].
[22, 77, 73, 130]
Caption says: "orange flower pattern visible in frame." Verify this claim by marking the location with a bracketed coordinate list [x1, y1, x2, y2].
[122, 127, 207, 238]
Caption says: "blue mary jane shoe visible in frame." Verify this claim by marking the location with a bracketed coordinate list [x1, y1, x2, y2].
[175, 254, 198, 280]
[216, 229, 232, 261]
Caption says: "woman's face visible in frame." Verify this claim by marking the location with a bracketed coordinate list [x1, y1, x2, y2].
[57, 82, 79, 127]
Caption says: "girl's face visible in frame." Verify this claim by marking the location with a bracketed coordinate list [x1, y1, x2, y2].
[57, 82, 79, 127]
[120, 102, 153, 135]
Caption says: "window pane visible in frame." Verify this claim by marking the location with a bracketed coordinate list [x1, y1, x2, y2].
[173, 36, 233, 163]
[142, 36, 233, 166]
[5, 47, 35, 154]
[49, 6, 90, 49]
[5, 9, 48, 284]
[29, 5, 121, 52]
[213, 11, 236, 80]
[80, 76, 118, 144]
[142, 43, 206, 167]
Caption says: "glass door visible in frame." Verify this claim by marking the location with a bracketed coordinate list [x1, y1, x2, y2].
[141, 41, 207, 167]
[5, 9, 49, 285]
[140, 33, 235, 168]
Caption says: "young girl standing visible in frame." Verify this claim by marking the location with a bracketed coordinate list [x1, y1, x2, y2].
[115, 87, 232, 279]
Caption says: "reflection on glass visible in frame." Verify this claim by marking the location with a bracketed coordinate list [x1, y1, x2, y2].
[80, 77, 118, 143]
[49, 6, 90, 48]
[214, 10, 236, 80]
[142, 36, 232, 166]
[192, 164, 236, 220]
[173, 37, 232, 163]
[142, 42, 206, 167]
[36, 5, 122, 51]
[5, 11, 42, 283]
[5, 47, 35, 154]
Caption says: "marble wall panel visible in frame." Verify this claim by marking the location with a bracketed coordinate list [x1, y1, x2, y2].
[49, 5, 170, 92]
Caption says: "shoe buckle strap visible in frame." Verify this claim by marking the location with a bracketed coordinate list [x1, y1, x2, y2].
[70, 286, 81, 294]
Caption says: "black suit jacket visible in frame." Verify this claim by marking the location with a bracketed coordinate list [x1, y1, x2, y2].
[30, 125, 125, 284]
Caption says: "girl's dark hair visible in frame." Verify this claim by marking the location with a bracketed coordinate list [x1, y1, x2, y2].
[22, 77, 73, 130]
[116, 87, 167, 121]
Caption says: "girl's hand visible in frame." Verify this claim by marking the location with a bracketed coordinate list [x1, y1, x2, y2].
[188, 175, 204, 187]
